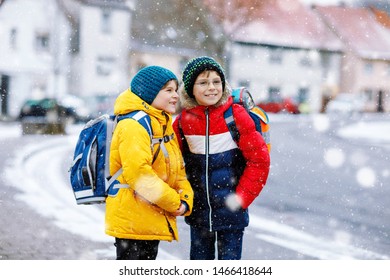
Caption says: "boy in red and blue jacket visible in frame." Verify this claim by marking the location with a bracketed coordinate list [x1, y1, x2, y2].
[173, 56, 270, 260]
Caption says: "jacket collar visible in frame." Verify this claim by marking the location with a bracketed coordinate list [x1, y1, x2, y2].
[114, 89, 171, 124]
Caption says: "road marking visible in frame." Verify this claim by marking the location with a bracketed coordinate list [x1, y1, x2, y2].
[249, 214, 389, 260]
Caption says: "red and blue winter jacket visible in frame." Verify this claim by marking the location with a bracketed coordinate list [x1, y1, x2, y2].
[173, 92, 270, 231]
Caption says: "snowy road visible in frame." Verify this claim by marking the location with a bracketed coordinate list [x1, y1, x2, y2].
[2, 113, 390, 260]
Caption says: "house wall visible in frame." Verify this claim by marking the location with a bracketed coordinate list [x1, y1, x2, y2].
[340, 54, 390, 112]
[72, 5, 131, 97]
[339, 53, 359, 94]
[229, 43, 341, 112]
[129, 50, 187, 81]
[0, 0, 132, 119]
[0, 0, 70, 117]
[356, 58, 390, 112]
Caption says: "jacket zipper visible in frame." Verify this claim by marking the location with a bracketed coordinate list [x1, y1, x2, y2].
[204, 108, 213, 231]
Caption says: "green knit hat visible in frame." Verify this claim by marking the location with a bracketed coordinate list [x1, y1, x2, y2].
[182, 56, 225, 99]
[130, 66, 177, 105]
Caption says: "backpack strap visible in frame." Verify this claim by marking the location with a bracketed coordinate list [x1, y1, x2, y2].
[224, 105, 240, 143]
[152, 132, 174, 162]
[118, 111, 153, 138]
[118, 110, 174, 163]
[118, 110, 155, 157]
[176, 114, 190, 153]
[108, 110, 171, 195]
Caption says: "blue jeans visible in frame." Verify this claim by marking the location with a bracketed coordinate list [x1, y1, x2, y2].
[190, 227, 244, 260]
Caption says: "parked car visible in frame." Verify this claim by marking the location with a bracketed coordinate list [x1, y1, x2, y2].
[81, 94, 117, 119]
[325, 93, 366, 115]
[18, 96, 89, 123]
[258, 97, 300, 114]
[58, 94, 91, 122]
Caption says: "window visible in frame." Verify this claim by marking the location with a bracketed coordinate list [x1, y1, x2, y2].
[238, 80, 250, 89]
[101, 10, 112, 34]
[35, 32, 50, 52]
[297, 88, 308, 103]
[269, 48, 283, 64]
[243, 45, 254, 58]
[10, 28, 17, 49]
[69, 27, 80, 53]
[300, 54, 312, 67]
[268, 87, 281, 101]
[96, 56, 115, 76]
[363, 89, 373, 101]
[364, 62, 373, 75]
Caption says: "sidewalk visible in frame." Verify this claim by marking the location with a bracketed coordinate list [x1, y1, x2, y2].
[0, 133, 113, 260]
[0, 180, 113, 259]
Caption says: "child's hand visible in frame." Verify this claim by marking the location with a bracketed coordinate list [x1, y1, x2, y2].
[225, 193, 243, 211]
[173, 203, 187, 216]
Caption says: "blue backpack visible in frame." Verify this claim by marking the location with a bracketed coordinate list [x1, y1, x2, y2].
[69, 111, 157, 205]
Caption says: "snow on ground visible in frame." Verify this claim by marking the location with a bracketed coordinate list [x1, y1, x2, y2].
[1, 114, 390, 260]
[338, 121, 390, 143]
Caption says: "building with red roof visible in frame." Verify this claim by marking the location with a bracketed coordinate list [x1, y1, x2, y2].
[228, 0, 390, 112]
[314, 5, 390, 112]
[229, 0, 343, 113]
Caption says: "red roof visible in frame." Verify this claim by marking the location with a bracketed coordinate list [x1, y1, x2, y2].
[314, 5, 390, 59]
[231, 0, 342, 51]
[371, 7, 390, 29]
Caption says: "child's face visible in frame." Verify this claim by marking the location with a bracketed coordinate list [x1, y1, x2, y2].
[193, 70, 223, 106]
[151, 80, 179, 114]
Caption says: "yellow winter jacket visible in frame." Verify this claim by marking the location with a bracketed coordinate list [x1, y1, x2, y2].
[105, 89, 193, 241]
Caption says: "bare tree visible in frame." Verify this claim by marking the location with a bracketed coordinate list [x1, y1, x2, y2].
[132, 0, 224, 56]
[201, 0, 272, 73]
[202, 0, 268, 36]
[131, 0, 272, 70]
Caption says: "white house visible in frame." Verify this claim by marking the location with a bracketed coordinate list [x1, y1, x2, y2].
[0, 0, 133, 119]
[63, 0, 132, 98]
[0, 0, 70, 117]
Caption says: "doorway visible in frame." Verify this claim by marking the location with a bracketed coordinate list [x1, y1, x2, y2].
[0, 75, 10, 116]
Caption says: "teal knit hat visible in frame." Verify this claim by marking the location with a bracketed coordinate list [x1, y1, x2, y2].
[130, 66, 177, 105]
[182, 56, 225, 99]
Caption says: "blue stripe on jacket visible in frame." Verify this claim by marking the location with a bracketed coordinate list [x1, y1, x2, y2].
[184, 133, 249, 231]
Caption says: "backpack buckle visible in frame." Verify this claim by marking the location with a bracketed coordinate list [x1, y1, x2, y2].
[163, 133, 174, 143]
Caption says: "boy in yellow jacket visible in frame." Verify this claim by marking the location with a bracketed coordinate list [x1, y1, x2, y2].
[105, 66, 193, 260]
